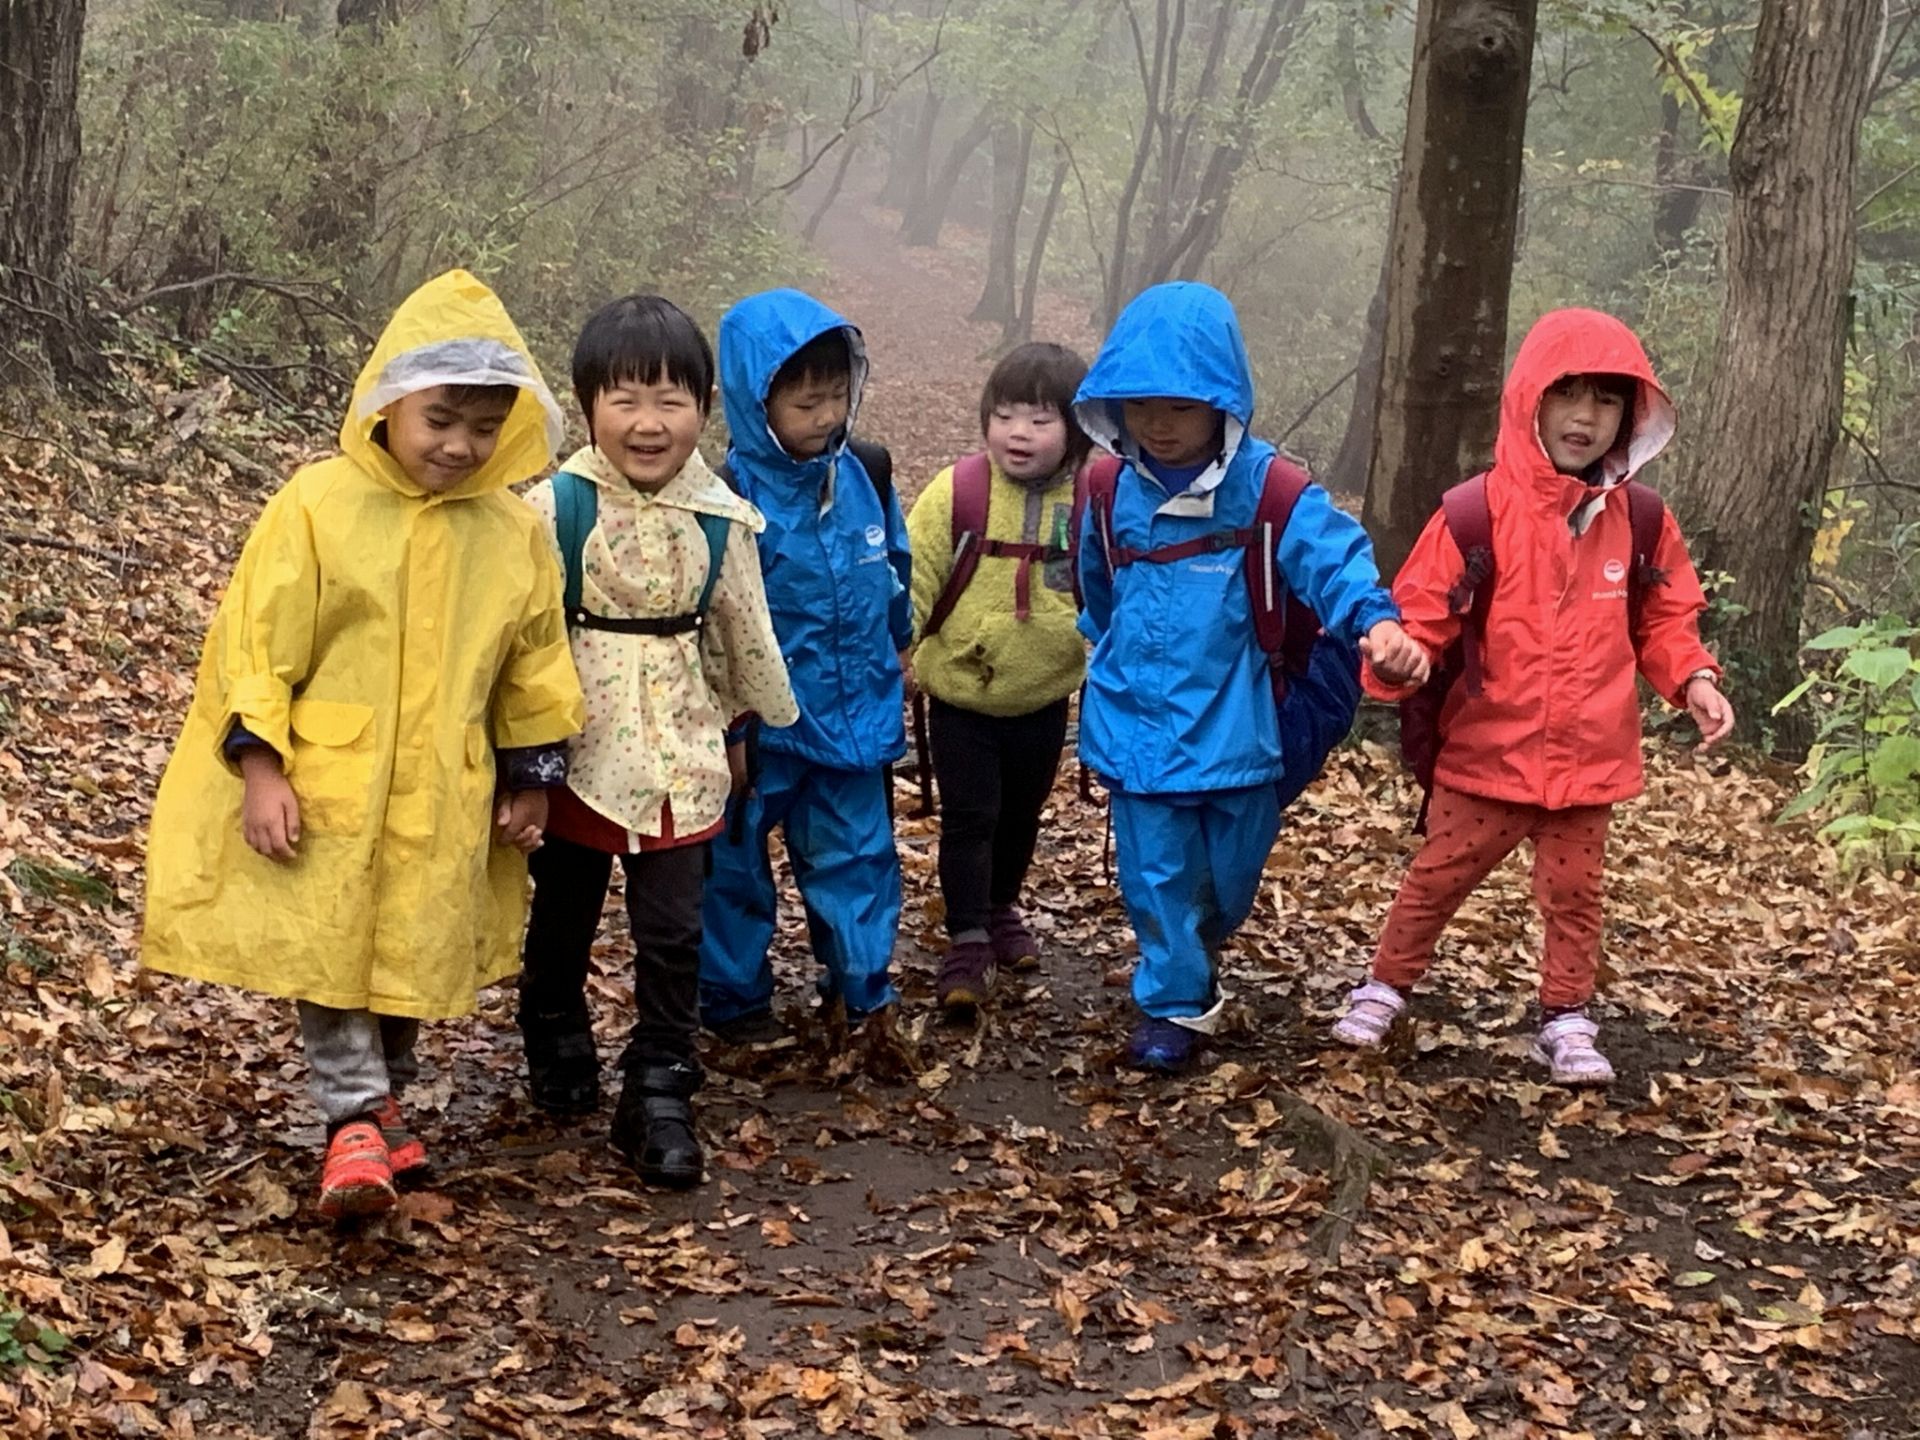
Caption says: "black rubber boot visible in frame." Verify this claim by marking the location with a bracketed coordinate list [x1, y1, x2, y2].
[612, 1062, 704, 1189]
[519, 1013, 602, 1117]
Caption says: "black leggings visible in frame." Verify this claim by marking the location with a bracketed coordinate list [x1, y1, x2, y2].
[928, 697, 1069, 938]
[521, 836, 707, 1069]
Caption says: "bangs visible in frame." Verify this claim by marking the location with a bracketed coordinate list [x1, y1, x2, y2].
[572, 295, 715, 419]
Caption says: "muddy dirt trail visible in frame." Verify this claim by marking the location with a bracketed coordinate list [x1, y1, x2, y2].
[2, 191, 1917, 1440]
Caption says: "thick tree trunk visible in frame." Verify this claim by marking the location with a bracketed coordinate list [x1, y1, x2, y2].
[901, 104, 995, 246]
[1361, 0, 1538, 580]
[971, 124, 1033, 324]
[0, 0, 100, 388]
[1681, 0, 1882, 744]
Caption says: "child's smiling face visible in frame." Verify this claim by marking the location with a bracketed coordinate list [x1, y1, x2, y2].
[1538, 374, 1629, 474]
[381, 386, 515, 493]
[591, 378, 707, 491]
[1121, 397, 1222, 470]
[985, 402, 1070, 481]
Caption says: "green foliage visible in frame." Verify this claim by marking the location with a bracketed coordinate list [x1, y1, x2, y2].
[6, 858, 116, 910]
[77, 0, 807, 399]
[1775, 617, 1920, 870]
[0, 1306, 71, 1372]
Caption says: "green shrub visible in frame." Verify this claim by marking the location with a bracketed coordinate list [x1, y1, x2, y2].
[1775, 616, 1920, 869]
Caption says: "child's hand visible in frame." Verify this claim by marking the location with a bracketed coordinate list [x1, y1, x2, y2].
[899, 648, 917, 699]
[727, 740, 751, 800]
[239, 749, 301, 861]
[1361, 620, 1431, 688]
[495, 789, 549, 854]
[1684, 675, 1735, 751]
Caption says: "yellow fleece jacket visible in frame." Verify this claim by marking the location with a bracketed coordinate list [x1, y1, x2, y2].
[907, 458, 1086, 718]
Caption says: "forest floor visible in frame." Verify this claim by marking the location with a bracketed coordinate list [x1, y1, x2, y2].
[0, 195, 1919, 1440]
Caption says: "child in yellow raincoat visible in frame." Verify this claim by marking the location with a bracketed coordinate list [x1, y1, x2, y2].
[143, 270, 586, 1220]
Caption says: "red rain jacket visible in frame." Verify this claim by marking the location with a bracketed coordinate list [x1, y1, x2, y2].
[1364, 308, 1720, 810]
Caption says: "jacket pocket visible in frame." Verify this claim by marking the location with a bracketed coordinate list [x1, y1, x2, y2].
[288, 700, 376, 833]
[461, 723, 500, 836]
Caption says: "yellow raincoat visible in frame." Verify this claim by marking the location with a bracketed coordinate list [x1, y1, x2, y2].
[142, 271, 586, 1019]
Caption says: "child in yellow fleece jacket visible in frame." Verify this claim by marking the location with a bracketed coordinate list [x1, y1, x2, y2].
[907, 343, 1091, 1014]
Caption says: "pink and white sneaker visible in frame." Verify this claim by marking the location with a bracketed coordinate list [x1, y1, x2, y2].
[1331, 981, 1406, 1049]
[1531, 1012, 1615, 1087]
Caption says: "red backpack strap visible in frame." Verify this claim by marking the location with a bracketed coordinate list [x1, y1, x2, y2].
[1069, 452, 1122, 607]
[1245, 457, 1314, 685]
[1624, 480, 1667, 642]
[1439, 474, 1495, 695]
[921, 453, 993, 639]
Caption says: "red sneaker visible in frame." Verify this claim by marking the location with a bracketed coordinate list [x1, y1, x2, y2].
[371, 1095, 427, 1178]
[317, 1118, 396, 1220]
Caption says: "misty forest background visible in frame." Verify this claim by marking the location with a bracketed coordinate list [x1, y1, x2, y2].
[8, 0, 1920, 875]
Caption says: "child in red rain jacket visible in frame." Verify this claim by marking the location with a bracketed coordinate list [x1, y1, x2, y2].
[1333, 308, 1735, 1086]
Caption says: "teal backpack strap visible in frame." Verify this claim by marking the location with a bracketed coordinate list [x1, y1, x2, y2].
[551, 471, 598, 622]
[694, 511, 731, 616]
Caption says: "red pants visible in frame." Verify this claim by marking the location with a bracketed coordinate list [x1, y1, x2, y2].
[1373, 784, 1612, 1010]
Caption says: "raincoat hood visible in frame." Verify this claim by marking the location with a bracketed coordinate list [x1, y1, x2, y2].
[1073, 282, 1255, 484]
[1496, 308, 1677, 532]
[718, 288, 869, 483]
[342, 269, 567, 501]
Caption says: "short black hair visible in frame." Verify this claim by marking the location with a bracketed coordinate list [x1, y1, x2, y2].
[440, 382, 520, 412]
[980, 342, 1092, 467]
[572, 294, 715, 423]
[769, 328, 853, 397]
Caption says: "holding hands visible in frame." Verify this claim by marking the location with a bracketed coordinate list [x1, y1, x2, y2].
[495, 789, 549, 854]
[1361, 619, 1431, 688]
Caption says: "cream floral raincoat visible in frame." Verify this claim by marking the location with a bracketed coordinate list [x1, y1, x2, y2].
[524, 445, 798, 845]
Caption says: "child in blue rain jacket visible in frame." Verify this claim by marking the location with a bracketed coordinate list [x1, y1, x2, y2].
[1074, 282, 1428, 1074]
[699, 289, 914, 1043]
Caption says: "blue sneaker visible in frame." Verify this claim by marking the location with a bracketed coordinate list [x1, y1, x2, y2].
[1126, 1018, 1201, 1074]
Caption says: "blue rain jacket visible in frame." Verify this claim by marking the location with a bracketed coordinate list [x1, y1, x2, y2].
[1073, 282, 1397, 795]
[718, 290, 913, 772]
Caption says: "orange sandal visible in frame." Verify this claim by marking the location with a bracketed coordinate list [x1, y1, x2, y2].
[317, 1118, 396, 1220]
[371, 1095, 427, 1178]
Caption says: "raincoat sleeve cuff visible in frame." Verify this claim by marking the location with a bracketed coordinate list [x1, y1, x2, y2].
[222, 721, 274, 764]
[1351, 595, 1402, 644]
[499, 743, 570, 791]
[1361, 660, 1422, 704]
[222, 674, 293, 767]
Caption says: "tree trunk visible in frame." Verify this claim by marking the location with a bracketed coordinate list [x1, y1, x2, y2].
[892, 86, 945, 221]
[1361, 0, 1538, 580]
[1327, 246, 1390, 498]
[1006, 155, 1069, 348]
[1680, 0, 1882, 744]
[972, 124, 1033, 324]
[901, 104, 995, 246]
[1652, 91, 1707, 254]
[805, 133, 861, 243]
[0, 0, 100, 388]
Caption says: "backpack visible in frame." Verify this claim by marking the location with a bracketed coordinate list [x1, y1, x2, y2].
[1398, 473, 1667, 827]
[922, 451, 1071, 637]
[1071, 451, 1324, 705]
[551, 470, 730, 634]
